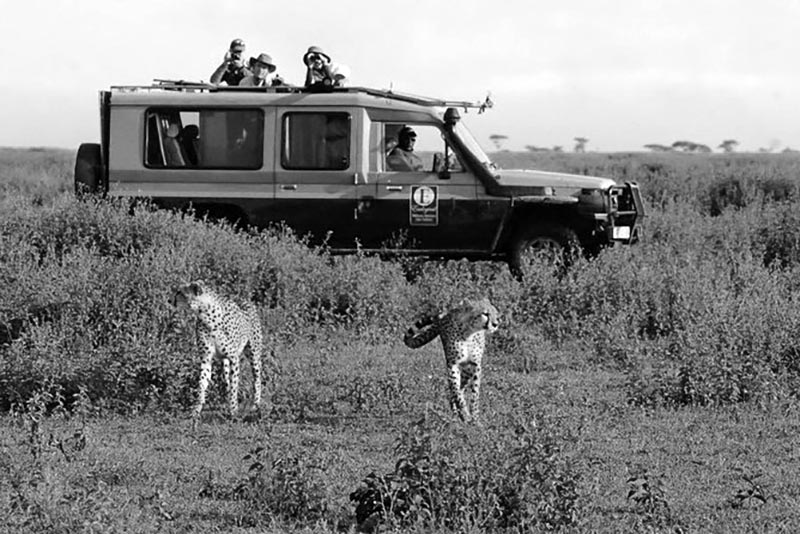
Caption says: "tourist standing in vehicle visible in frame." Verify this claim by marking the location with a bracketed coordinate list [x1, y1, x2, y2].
[387, 126, 424, 171]
[210, 39, 251, 86]
[303, 46, 349, 88]
[239, 53, 283, 87]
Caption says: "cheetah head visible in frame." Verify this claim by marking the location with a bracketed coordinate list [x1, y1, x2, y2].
[171, 280, 209, 311]
[456, 297, 500, 335]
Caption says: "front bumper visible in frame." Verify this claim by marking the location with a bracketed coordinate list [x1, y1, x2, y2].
[603, 181, 645, 244]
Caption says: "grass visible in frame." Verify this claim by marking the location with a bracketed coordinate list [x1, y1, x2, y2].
[2, 148, 800, 531]
[3, 352, 800, 532]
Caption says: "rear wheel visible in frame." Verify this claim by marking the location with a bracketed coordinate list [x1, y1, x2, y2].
[74, 143, 103, 196]
[509, 222, 581, 280]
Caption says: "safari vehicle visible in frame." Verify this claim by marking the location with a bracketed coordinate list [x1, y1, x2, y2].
[74, 82, 644, 276]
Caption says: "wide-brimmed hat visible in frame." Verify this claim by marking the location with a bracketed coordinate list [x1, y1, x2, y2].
[229, 38, 245, 52]
[250, 53, 277, 72]
[303, 45, 331, 65]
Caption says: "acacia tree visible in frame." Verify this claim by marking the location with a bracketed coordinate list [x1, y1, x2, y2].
[489, 134, 509, 151]
[718, 139, 739, 153]
[644, 144, 673, 152]
[525, 145, 548, 152]
[574, 137, 588, 153]
[672, 140, 711, 153]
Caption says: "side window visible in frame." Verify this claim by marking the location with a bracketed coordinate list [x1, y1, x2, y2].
[382, 123, 463, 173]
[145, 108, 264, 169]
[282, 112, 350, 170]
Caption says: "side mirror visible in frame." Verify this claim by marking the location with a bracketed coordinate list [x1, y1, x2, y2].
[433, 152, 451, 179]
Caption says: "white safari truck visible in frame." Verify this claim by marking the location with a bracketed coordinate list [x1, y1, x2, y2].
[75, 82, 644, 276]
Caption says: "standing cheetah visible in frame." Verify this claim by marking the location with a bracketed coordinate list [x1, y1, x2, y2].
[404, 298, 500, 422]
[172, 280, 264, 420]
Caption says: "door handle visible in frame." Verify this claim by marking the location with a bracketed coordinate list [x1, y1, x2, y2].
[386, 185, 403, 192]
[281, 184, 298, 191]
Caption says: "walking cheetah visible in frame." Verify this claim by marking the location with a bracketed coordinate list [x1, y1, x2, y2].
[171, 280, 264, 420]
[403, 298, 500, 422]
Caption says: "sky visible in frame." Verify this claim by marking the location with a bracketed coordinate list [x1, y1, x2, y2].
[2, 0, 800, 152]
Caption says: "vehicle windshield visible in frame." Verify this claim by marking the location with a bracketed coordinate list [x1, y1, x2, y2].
[453, 121, 497, 173]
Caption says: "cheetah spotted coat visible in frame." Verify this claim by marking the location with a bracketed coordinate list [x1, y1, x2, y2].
[404, 298, 500, 422]
[172, 280, 264, 419]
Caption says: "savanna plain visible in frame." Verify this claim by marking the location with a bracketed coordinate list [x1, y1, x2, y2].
[2, 147, 800, 533]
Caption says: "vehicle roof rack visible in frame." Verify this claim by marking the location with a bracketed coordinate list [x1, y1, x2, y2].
[109, 80, 494, 113]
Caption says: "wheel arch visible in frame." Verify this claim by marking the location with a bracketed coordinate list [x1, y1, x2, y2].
[497, 204, 581, 255]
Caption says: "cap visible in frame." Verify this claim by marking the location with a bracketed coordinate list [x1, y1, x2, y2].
[229, 38, 245, 52]
[303, 45, 331, 65]
[251, 53, 277, 72]
[399, 126, 417, 138]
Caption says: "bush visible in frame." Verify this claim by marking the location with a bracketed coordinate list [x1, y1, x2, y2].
[350, 413, 581, 532]
[231, 446, 331, 528]
[6, 151, 800, 412]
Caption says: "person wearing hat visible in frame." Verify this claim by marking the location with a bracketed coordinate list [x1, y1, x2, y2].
[387, 126, 424, 172]
[210, 38, 251, 86]
[303, 45, 349, 88]
[239, 53, 284, 87]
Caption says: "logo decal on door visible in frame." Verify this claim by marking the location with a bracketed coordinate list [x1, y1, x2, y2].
[410, 185, 438, 226]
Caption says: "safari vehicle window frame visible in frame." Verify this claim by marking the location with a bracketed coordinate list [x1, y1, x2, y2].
[381, 121, 464, 174]
[142, 106, 265, 171]
[280, 111, 352, 171]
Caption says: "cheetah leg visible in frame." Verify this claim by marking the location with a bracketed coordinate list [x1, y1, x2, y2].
[448, 364, 469, 421]
[468, 364, 482, 423]
[228, 353, 241, 417]
[248, 335, 264, 408]
[221, 356, 232, 410]
[194, 337, 216, 419]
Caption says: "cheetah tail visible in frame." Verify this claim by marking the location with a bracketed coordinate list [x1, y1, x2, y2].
[403, 315, 439, 349]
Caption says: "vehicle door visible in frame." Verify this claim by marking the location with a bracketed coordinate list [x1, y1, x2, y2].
[359, 120, 488, 251]
[272, 108, 359, 248]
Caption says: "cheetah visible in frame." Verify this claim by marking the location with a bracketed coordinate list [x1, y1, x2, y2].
[171, 280, 264, 420]
[404, 298, 500, 422]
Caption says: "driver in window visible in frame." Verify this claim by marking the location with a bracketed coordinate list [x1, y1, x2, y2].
[387, 126, 423, 172]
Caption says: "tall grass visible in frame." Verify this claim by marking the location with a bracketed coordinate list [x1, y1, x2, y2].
[4, 149, 800, 532]
[3, 150, 800, 411]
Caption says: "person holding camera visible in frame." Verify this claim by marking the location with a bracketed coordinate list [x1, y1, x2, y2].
[303, 46, 350, 88]
[210, 39, 251, 86]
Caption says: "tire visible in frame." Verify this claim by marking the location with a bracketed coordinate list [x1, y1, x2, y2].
[74, 143, 103, 196]
[508, 222, 581, 280]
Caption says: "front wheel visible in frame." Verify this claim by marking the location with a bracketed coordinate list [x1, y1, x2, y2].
[508, 223, 581, 280]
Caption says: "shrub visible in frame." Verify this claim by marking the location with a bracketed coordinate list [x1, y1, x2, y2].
[350, 413, 581, 532]
[200, 446, 332, 529]
[6, 150, 800, 414]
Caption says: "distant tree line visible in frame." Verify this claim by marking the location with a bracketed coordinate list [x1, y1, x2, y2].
[645, 139, 796, 154]
[489, 134, 797, 154]
[644, 140, 711, 153]
[491, 134, 590, 153]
